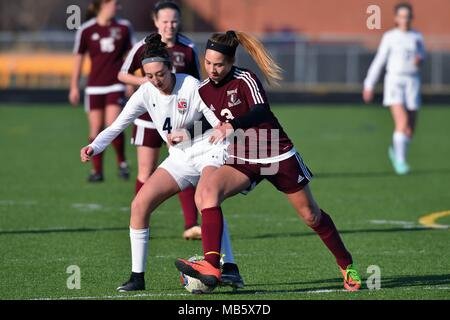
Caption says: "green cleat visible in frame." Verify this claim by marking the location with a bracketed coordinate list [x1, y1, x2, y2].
[339, 264, 362, 292]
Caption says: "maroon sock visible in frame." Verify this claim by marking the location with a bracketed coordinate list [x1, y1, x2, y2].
[178, 187, 199, 230]
[111, 132, 126, 164]
[310, 210, 353, 270]
[89, 137, 103, 175]
[135, 179, 145, 195]
[200, 206, 223, 268]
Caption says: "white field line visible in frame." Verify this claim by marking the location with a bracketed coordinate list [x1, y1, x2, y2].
[31, 288, 349, 300]
[368, 219, 425, 229]
[0, 200, 37, 206]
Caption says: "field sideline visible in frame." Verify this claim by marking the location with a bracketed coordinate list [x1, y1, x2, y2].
[0, 103, 449, 300]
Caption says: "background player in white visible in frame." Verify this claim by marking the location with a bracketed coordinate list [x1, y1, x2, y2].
[118, 1, 203, 240]
[363, 2, 425, 175]
[79, 34, 243, 292]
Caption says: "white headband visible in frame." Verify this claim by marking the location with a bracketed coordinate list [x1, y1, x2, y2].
[141, 57, 170, 66]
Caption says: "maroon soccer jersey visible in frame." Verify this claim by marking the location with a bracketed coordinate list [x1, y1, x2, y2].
[121, 33, 200, 122]
[198, 66, 293, 159]
[74, 18, 134, 89]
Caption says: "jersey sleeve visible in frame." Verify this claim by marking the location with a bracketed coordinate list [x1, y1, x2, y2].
[73, 27, 88, 54]
[239, 71, 269, 107]
[124, 23, 136, 51]
[89, 87, 147, 155]
[120, 40, 143, 74]
[364, 33, 391, 90]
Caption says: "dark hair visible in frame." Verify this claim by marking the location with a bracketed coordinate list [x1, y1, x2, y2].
[395, 2, 413, 18]
[86, 0, 113, 20]
[153, 1, 181, 19]
[141, 33, 172, 68]
[208, 31, 283, 86]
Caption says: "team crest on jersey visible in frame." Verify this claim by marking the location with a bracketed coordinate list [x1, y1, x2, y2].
[227, 88, 241, 107]
[91, 33, 100, 41]
[172, 52, 186, 67]
[177, 99, 188, 114]
[109, 27, 122, 40]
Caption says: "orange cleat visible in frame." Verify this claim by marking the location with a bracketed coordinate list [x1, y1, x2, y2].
[175, 258, 221, 287]
[340, 264, 362, 291]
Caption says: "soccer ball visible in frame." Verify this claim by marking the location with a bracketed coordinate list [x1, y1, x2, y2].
[179, 255, 216, 294]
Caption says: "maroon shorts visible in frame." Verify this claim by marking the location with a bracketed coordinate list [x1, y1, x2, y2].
[131, 123, 164, 148]
[85, 91, 125, 112]
[226, 151, 313, 194]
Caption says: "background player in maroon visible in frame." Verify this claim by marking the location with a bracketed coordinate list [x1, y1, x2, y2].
[174, 31, 362, 291]
[118, 1, 202, 240]
[69, 0, 134, 182]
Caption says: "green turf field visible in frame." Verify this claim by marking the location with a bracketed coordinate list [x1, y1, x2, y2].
[0, 103, 449, 300]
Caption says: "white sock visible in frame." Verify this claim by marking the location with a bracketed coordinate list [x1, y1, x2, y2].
[393, 131, 410, 163]
[220, 219, 236, 264]
[130, 227, 149, 273]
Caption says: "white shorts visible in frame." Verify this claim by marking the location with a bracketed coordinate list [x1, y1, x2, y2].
[383, 74, 421, 111]
[158, 138, 228, 191]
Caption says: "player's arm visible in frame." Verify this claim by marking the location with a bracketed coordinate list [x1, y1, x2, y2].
[415, 34, 426, 66]
[210, 74, 272, 143]
[70, 26, 89, 106]
[118, 41, 147, 87]
[363, 33, 391, 103]
[80, 88, 147, 161]
[69, 54, 85, 106]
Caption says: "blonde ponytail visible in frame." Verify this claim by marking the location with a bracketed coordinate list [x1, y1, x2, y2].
[235, 31, 283, 86]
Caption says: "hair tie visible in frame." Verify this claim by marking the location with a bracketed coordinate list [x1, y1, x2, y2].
[226, 30, 237, 39]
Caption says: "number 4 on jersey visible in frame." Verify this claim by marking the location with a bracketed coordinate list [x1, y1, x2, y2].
[163, 117, 172, 134]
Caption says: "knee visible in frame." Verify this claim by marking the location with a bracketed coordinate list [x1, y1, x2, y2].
[194, 192, 203, 213]
[131, 197, 149, 220]
[197, 184, 220, 210]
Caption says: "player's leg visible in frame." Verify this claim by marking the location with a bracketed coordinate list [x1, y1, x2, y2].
[176, 166, 250, 287]
[105, 98, 128, 180]
[286, 186, 361, 291]
[389, 103, 411, 174]
[131, 124, 162, 194]
[86, 95, 105, 182]
[179, 186, 201, 240]
[118, 168, 180, 292]
[135, 145, 160, 193]
[200, 165, 244, 288]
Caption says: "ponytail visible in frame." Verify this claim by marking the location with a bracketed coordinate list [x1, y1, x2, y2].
[208, 31, 283, 86]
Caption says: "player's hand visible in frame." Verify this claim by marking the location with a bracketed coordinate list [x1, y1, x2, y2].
[80, 146, 94, 162]
[168, 129, 189, 146]
[362, 89, 374, 104]
[209, 122, 234, 144]
[69, 87, 80, 106]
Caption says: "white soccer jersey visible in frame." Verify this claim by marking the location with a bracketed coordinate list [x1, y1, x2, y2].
[89, 74, 220, 156]
[364, 28, 425, 90]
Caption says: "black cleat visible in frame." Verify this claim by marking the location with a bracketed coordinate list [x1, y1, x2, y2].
[220, 263, 244, 289]
[88, 172, 104, 183]
[116, 272, 145, 292]
[118, 162, 130, 180]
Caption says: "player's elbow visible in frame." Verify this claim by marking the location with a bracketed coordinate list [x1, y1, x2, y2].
[117, 71, 127, 83]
